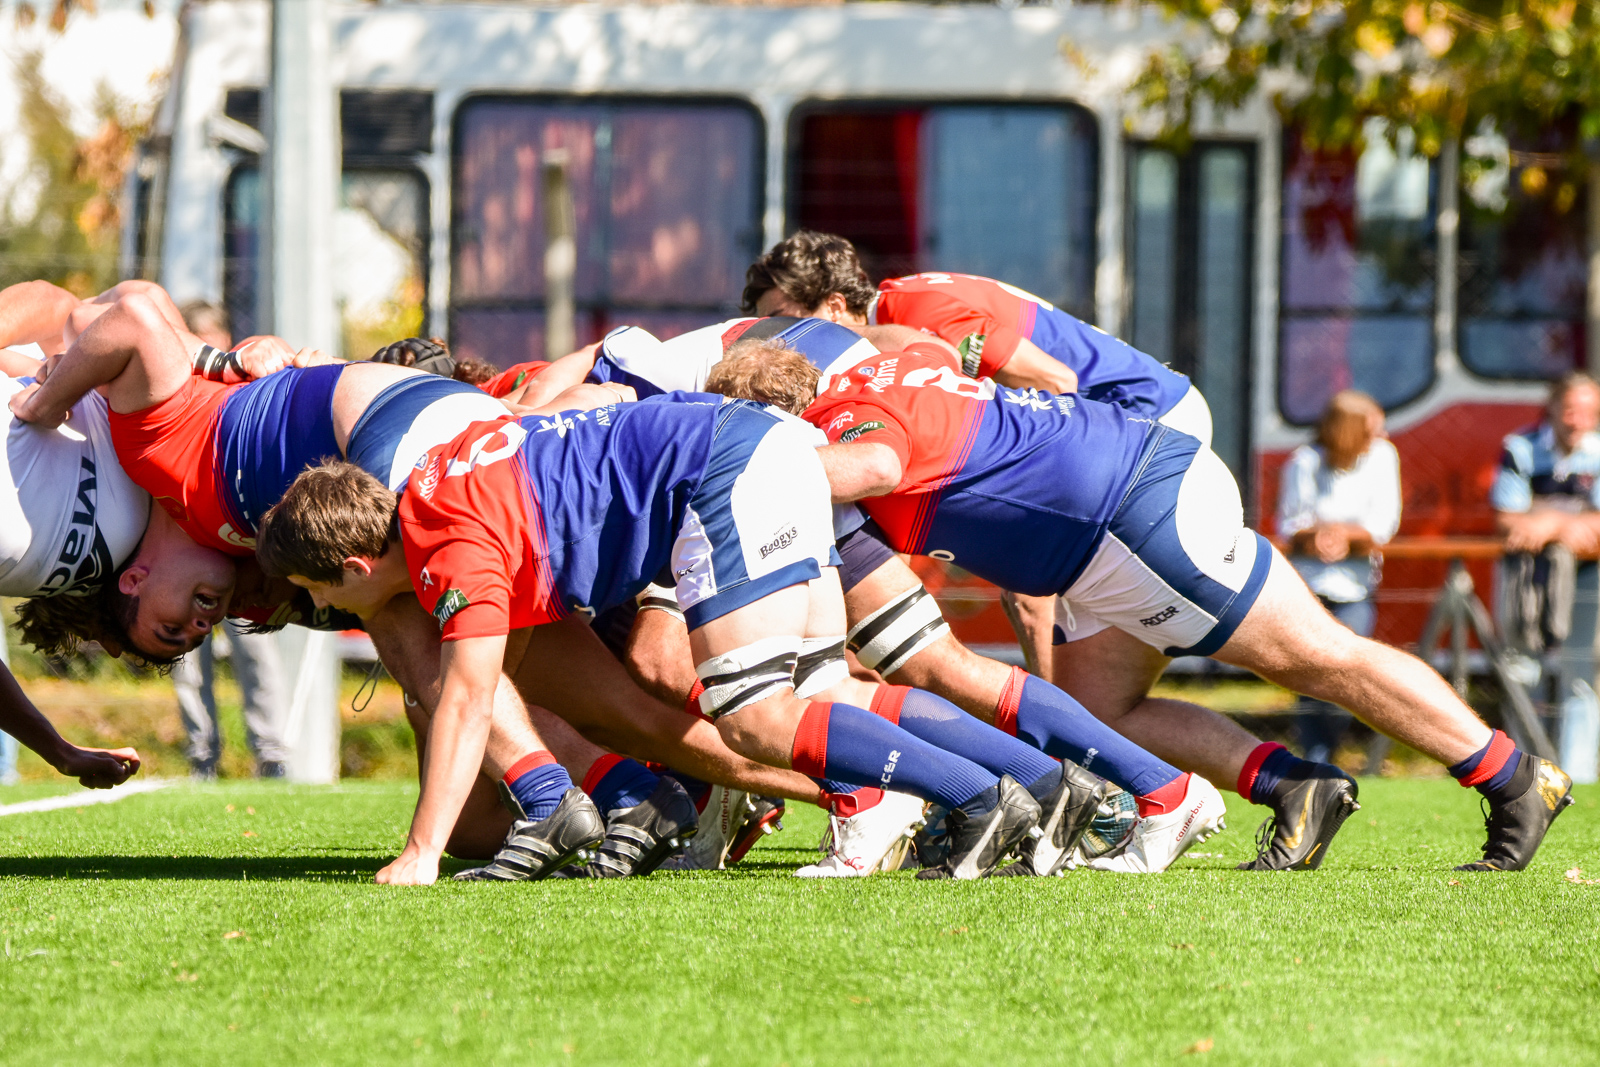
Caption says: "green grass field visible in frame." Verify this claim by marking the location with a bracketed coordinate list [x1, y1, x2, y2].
[0, 779, 1595, 1065]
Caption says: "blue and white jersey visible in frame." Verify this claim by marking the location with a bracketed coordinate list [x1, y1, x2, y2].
[588, 318, 878, 399]
[1490, 423, 1600, 514]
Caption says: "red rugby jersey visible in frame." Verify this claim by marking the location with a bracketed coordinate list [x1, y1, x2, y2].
[107, 375, 254, 555]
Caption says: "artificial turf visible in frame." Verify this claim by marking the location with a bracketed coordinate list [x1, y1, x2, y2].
[0, 778, 1593, 1066]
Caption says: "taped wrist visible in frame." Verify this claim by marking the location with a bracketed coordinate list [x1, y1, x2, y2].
[793, 635, 848, 698]
[695, 635, 800, 719]
[846, 585, 949, 677]
[190, 343, 244, 383]
[636, 582, 685, 623]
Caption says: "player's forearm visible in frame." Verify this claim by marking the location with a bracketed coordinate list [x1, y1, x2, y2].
[818, 441, 902, 502]
[0, 662, 77, 772]
[512, 342, 600, 409]
[0, 280, 80, 350]
[990, 339, 1077, 395]
[406, 637, 504, 857]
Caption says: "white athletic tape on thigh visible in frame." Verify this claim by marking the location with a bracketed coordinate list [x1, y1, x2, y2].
[794, 635, 849, 698]
[636, 582, 685, 622]
[695, 635, 801, 719]
[846, 586, 949, 676]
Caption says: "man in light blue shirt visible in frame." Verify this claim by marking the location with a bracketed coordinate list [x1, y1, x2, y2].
[1492, 373, 1600, 551]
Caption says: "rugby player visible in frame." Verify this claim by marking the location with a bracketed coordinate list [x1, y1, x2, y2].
[709, 338, 1575, 873]
[0, 282, 152, 789]
[256, 391, 1049, 884]
[560, 317, 1233, 875]
[12, 295, 836, 878]
[743, 230, 1213, 680]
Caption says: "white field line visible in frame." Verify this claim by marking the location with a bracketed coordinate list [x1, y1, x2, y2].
[0, 778, 172, 817]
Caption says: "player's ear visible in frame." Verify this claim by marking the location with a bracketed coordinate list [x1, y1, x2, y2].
[342, 557, 375, 580]
[118, 563, 148, 597]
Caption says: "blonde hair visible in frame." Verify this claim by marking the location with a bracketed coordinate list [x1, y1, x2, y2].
[1316, 390, 1384, 471]
[704, 339, 821, 416]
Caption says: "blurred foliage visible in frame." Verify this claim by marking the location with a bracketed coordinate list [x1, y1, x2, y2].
[1120, 0, 1600, 168]
[6, 0, 154, 33]
[0, 50, 149, 295]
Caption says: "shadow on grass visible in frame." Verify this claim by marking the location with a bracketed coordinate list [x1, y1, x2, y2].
[0, 855, 397, 882]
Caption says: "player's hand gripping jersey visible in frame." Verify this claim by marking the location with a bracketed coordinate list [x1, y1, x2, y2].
[806, 345, 1154, 596]
[873, 273, 1191, 418]
[403, 396, 836, 640]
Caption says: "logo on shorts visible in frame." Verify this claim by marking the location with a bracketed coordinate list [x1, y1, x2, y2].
[1222, 536, 1238, 564]
[1140, 605, 1179, 627]
[880, 749, 901, 787]
[433, 588, 470, 628]
[759, 526, 799, 559]
[838, 421, 885, 443]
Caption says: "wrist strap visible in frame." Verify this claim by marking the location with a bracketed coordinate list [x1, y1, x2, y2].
[190, 344, 244, 383]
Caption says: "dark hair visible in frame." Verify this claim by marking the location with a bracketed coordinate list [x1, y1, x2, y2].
[741, 230, 877, 316]
[257, 460, 399, 583]
[13, 557, 180, 671]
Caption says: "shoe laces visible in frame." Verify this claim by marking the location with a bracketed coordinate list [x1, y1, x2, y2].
[1246, 815, 1277, 864]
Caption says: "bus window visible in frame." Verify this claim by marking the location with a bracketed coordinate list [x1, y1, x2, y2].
[450, 98, 762, 366]
[1127, 143, 1254, 481]
[1458, 125, 1588, 379]
[222, 164, 263, 340]
[792, 103, 1097, 321]
[223, 165, 430, 358]
[1278, 123, 1437, 424]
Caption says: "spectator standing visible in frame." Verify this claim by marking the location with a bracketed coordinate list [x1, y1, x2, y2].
[1277, 390, 1402, 763]
[170, 302, 290, 779]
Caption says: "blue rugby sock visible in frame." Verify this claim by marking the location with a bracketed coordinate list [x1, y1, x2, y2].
[791, 701, 998, 811]
[875, 685, 1058, 791]
[997, 668, 1182, 796]
[582, 755, 659, 816]
[504, 751, 572, 822]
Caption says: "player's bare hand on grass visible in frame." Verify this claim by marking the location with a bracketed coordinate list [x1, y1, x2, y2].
[375, 845, 439, 886]
[58, 746, 141, 789]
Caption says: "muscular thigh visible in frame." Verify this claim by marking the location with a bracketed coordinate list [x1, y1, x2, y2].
[1051, 625, 1170, 720]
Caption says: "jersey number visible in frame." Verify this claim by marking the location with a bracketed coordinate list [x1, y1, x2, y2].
[902, 365, 997, 401]
[446, 423, 528, 478]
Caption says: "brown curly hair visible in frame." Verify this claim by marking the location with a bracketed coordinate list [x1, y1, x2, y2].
[741, 231, 877, 317]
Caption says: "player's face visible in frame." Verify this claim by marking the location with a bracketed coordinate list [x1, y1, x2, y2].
[286, 562, 387, 618]
[125, 547, 237, 659]
[754, 287, 812, 318]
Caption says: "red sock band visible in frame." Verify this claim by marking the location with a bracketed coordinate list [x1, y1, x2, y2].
[502, 750, 556, 785]
[870, 685, 909, 725]
[1236, 742, 1285, 799]
[823, 786, 884, 817]
[791, 702, 832, 778]
[684, 680, 709, 720]
[1136, 773, 1191, 817]
[581, 753, 626, 796]
[994, 666, 1026, 736]
[1458, 730, 1517, 788]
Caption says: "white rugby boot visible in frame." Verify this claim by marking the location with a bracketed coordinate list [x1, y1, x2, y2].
[657, 786, 751, 871]
[1085, 774, 1227, 873]
[795, 790, 928, 878]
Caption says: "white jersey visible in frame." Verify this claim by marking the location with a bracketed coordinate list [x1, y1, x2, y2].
[0, 377, 150, 598]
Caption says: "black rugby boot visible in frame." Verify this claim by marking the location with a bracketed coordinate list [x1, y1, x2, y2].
[565, 777, 700, 879]
[990, 761, 1108, 877]
[1456, 755, 1573, 872]
[917, 776, 1041, 880]
[1237, 762, 1360, 871]
[454, 788, 605, 881]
